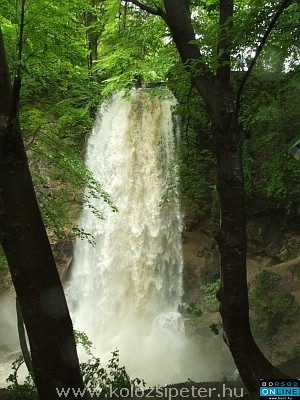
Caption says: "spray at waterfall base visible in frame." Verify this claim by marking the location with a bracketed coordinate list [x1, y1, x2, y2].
[65, 89, 235, 385]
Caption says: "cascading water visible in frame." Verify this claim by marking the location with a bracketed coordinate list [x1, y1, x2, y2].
[66, 89, 187, 385]
[0, 89, 235, 389]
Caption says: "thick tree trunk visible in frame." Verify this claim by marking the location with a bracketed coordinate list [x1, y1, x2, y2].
[163, 0, 212, 101]
[162, 0, 288, 392]
[212, 97, 287, 391]
[0, 28, 86, 400]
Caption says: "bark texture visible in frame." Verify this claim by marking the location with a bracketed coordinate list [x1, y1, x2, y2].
[0, 27, 86, 400]
[162, 0, 288, 392]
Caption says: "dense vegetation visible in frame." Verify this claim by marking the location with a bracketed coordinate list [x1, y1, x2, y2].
[0, 0, 299, 292]
[0, 0, 299, 241]
[0, 0, 299, 398]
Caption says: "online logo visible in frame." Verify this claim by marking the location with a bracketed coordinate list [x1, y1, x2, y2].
[260, 379, 300, 400]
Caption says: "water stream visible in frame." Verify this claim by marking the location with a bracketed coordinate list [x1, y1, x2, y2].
[0, 89, 233, 388]
[66, 90, 187, 385]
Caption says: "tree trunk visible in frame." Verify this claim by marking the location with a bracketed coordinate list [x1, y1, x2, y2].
[0, 27, 87, 400]
[162, 0, 288, 392]
[87, 29, 99, 70]
[211, 92, 287, 391]
[86, 0, 100, 74]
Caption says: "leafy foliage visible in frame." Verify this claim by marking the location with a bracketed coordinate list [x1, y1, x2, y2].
[81, 350, 145, 395]
[7, 332, 145, 397]
[1, 0, 299, 240]
[1, 0, 119, 242]
[201, 279, 221, 310]
[186, 302, 203, 318]
[75, 330, 146, 394]
[240, 69, 300, 214]
[0, 246, 9, 291]
[209, 323, 221, 336]
[168, 66, 217, 214]
[94, 1, 176, 96]
[6, 356, 37, 399]
[250, 270, 299, 336]
[0, 247, 8, 272]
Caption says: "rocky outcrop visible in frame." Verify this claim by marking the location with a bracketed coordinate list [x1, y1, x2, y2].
[182, 210, 300, 366]
[50, 234, 75, 282]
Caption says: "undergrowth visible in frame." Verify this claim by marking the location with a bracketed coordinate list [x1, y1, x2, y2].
[6, 331, 145, 399]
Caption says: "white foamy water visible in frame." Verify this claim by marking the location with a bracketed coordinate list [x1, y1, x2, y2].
[0, 89, 235, 389]
[0, 295, 23, 387]
[66, 90, 190, 385]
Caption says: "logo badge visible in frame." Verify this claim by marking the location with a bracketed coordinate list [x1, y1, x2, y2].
[260, 379, 300, 400]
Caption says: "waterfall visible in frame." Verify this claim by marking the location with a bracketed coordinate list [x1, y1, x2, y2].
[66, 89, 187, 385]
[0, 89, 235, 389]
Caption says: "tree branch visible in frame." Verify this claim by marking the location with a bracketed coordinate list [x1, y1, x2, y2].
[236, 0, 293, 112]
[24, 0, 57, 26]
[126, 0, 167, 21]
[163, 0, 213, 102]
[16, 297, 34, 378]
[24, 124, 43, 150]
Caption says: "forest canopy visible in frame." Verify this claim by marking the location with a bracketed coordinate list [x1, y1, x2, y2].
[0, 0, 299, 234]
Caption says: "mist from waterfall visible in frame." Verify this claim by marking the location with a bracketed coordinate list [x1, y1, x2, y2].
[66, 89, 192, 385]
[65, 89, 236, 385]
[0, 89, 234, 389]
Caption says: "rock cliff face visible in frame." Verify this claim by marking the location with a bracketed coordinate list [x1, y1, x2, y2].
[0, 233, 75, 295]
[49, 233, 75, 283]
[182, 209, 300, 367]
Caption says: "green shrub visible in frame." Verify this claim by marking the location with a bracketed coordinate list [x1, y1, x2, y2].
[7, 332, 145, 398]
[6, 356, 37, 399]
[201, 279, 221, 309]
[250, 270, 299, 336]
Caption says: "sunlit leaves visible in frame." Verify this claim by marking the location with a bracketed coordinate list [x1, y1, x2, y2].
[0, 0, 120, 239]
[93, 0, 175, 95]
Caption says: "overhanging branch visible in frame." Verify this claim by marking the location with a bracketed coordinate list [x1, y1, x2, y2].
[236, 0, 293, 112]
[126, 0, 167, 21]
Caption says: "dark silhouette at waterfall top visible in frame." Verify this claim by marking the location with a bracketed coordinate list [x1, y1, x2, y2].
[134, 74, 144, 89]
